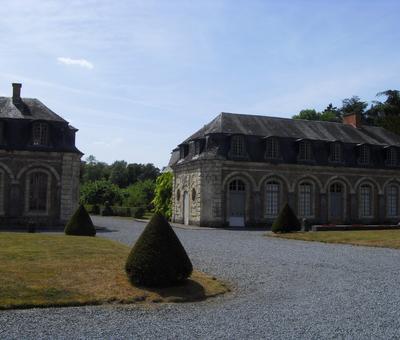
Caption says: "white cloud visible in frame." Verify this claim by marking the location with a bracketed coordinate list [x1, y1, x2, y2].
[57, 57, 94, 70]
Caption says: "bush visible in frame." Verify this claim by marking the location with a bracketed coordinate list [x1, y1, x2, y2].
[152, 172, 173, 219]
[111, 206, 131, 217]
[272, 203, 301, 233]
[122, 180, 155, 211]
[125, 213, 193, 287]
[101, 201, 113, 216]
[65, 205, 96, 236]
[132, 206, 145, 219]
[85, 204, 100, 215]
[80, 180, 122, 206]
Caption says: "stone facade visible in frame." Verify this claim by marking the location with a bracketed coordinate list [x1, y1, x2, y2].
[170, 112, 400, 227]
[0, 83, 82, 227]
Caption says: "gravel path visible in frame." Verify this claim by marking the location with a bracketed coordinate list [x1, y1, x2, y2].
[1, 217, 400, 339]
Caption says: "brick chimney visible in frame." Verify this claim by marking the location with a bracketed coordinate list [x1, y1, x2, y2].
[12, 83, 22, 101]
[343, 112, 361, 128]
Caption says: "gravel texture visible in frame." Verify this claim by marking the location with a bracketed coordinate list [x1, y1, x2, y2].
[1, 216, 400, 339]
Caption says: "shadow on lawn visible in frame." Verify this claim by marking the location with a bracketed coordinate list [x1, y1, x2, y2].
[144, 279, 207, 303]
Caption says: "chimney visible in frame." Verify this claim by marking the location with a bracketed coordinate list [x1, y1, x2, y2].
[343, 112, 361, 128]
[12, 83, 22, 101]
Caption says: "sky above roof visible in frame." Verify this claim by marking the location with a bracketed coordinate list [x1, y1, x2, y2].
[0, 0, 399, 168]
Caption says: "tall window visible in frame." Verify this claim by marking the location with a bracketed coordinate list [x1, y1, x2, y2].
[330, 143, 342, 162]
[266, 138, 279, 159]
[29, 172, 48, 212]
[229, 179, 245, 191]
[386, 148, 397, 167]
[298, 182, 312, 217]
[231, 136, 245, 157]
[298, 141, 312, 161]
[32, 123, 48, 146]
[0, 121, 4, 144]
[387, 185, 398, 217]
[266, 181, 280, 216]
[359, 184, 372, 217]
[359, 145, 370, 165]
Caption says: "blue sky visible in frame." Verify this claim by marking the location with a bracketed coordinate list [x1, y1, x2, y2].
[1, 0, 399, 168]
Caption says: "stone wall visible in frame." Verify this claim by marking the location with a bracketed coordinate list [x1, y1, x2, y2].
[0, 150, 80, 226]
[173, 158, 400, 227]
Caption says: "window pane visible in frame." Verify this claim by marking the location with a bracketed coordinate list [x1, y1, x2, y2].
[359, 185, 372, 217]
[29, 172, 48, 211]
[266, 181, 280, 216]
[387, 185, 398, 216]
[299, 183, 312, 216]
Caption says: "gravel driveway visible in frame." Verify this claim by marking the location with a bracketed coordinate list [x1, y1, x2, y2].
[1, 216, 400, 339]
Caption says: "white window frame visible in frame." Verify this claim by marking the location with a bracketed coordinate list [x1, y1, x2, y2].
[299, 141, 312, 161]
[387, 184, 399, 217]
[231, 135, 245, 157]
[330, 143, 342, 163]
[359, 184, 373, 218]
[298, 182, 313, 217]
[32, 122, 48, 146]
[386, 148, 397, 167]
[266, 181, 280, 217]
[266, 138, 279, 159]
[358, 145, 370, 165]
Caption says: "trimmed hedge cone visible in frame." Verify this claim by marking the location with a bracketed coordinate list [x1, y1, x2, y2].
[272, 203, 301, 233]
[125, 213, 193, 287]
[64, 205, 96, 236]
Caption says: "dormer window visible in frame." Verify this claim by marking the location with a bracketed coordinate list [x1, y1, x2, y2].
[266, 138, 279, 159]
[194, 140, 203, 155]
[179, 144, 189, 159]
[0, 121, 4, 144]
[330, 143, 342, 163]
[32, 122, 48, 146]
[298, 140, 312, 161]
[358, 144, 370, 165]
[231, 135, 245, 157]
[386, 147, 397, 167]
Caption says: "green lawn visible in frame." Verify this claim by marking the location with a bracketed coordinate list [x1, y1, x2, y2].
[269, 230, 400, 249]
[0, 233, 228, 309]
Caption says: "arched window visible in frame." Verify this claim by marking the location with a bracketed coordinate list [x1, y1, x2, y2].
[358, 145, 370, 165]
[387, 185, 398, 217]
[386, 148, 397, 167]
[266, 138, 279, 159]
[298, 182, 313, 217]
[359, 184, 372, 217]
[28, 172, 48, 212]
[231, 136, 245, 157]
[229, 179, 245, 191]
[330, 143, 342, 163]
[32, 122, 48, 146]
[266, 181, 280, 216]
[298, 141, 312, 161]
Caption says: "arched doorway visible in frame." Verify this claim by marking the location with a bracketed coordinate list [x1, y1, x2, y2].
[329, 182, 343, 223]
[228, 179, 246, 227]
[183, 191, 189, 225]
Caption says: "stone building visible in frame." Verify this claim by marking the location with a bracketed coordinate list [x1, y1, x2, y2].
[169, 112, 400, 227]
[0, 83, 82, 226]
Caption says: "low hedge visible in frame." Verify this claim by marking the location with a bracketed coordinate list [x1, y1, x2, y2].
[84, 204, 147, 219]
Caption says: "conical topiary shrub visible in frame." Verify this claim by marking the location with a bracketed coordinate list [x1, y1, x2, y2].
[272, 203, 301, 233]
[64, 205, 96, 236]
[125, 213, 193, 287]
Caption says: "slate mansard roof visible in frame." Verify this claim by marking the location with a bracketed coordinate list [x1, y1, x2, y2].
[185, 112, 400, 146]
[0, 84, 81, 154]
[169, 112, 400, 168]
[0, 97, 68, 123]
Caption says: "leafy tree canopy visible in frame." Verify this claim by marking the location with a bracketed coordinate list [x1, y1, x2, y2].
[152, 172, 173, 219]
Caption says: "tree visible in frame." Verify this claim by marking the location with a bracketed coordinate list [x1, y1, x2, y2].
[80, 179, 122, 205]
[292, 109, 320, 121]
[81, 155, 110, 183]
[152, 172, 173, 219]
[127, 163, 160, 185]
[123, 179, 156, 210]
[109, 160, 128, 188]
[320, 103, 341, 122]
[340, 96, 368, 118]
[125, 213, 193, 287]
